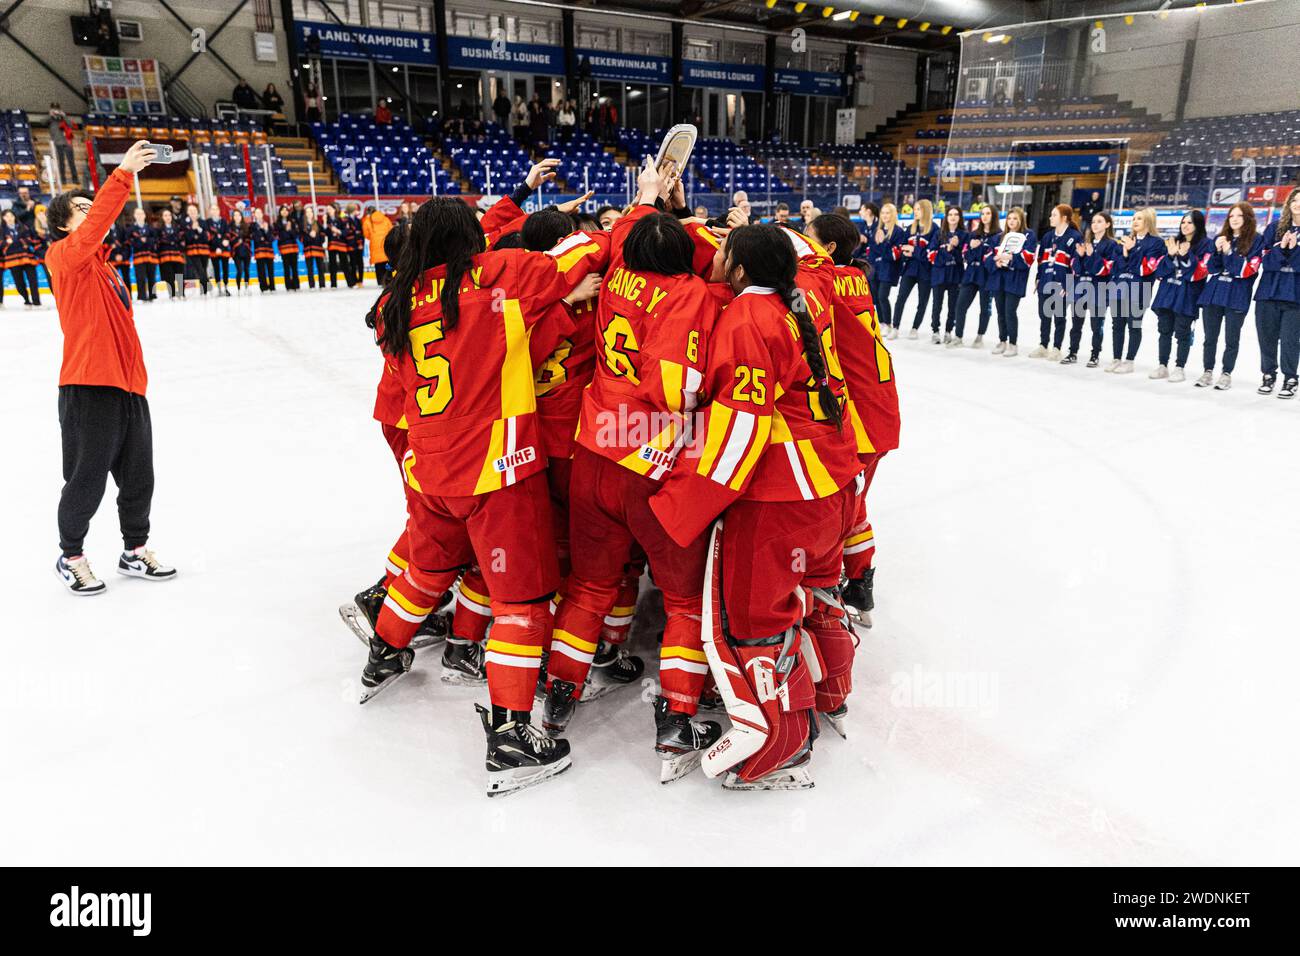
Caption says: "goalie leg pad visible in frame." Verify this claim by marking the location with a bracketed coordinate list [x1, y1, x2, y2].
[729, 640, 816, 784]
[807, 589, 856, 713]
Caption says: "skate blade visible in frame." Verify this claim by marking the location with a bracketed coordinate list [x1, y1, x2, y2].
[845, 606, 872, 630]
[658, 749, 704, 784]
[486, 755, 572, 797]
[409, 631, 445, 651]
[721, 766, 815, 791]
[820, 712, 847, 739]
[580, 676, 637, 702]
[441, 668, 487, 686]
[339, 602, 372, 647]
[359, 670, 409, 705]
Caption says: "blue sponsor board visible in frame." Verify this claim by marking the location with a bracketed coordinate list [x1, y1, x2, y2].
[773, 68, 844, 97]
[930, 154, 1118, 176]
[578, 49, 671, 84]
[296, 22, 435, 65]
[448, 37, 564, 74]
[681, 61, 765, 91]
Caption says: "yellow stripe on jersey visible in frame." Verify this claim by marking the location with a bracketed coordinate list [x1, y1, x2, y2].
[770, 405, 793, 443]
[387, 550, 409, 571]
[660, 645, 708, 663]
[485, 638, 544, 658]
[500, 298, 535, 419]
[797, 439, 839, 498]
[402, 451, 423, 493]
[473, 419, 507, 494]
[617, 421, 678, 475]
[695, 403, 734, 476]
[846, 399, 876, 455]
[845, 529, 875, 547]
[553, 240, 602, 274]
[692, 225, 720, 249]
[660, 359, 685, 413]
[728, 414, 772, 490]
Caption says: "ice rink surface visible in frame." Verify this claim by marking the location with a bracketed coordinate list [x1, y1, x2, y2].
[2, 285, 1297, 866]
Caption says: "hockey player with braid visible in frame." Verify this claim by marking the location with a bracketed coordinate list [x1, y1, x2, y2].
[648, 223, 861, 790]
[804, 212, 901, 733]
[358, 197, 599, 796]
[544, 161, 725, 782]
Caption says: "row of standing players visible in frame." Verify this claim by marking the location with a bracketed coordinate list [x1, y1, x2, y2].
[342, 158, 901, 796]
[860, 191, 1300, 394]
[101, 201, 388, 300]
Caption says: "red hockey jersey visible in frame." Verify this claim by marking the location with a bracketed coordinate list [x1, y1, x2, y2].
[384, 246, 595, 497]
[829, 263, 900, 455]
[574, 203, 721, 480]
[649, 237, 861, 548]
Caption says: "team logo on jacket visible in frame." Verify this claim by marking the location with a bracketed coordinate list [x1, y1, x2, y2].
[493, 446, 536, 472]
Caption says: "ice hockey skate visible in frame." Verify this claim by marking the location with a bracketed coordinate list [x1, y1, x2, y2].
[820, 703, 848, 739]
[654, 695, 721, 783]
[440, 636, 487, 685]
[478, 704, 571, 797]
[339, 579, 449, 651]
[359, 635, 415, 704]
[582, 639, 645, 701]
[721, 754, 815, 791]
[541, 678, 578, 735]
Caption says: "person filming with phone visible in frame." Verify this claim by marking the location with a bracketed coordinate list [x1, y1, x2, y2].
[44, 139, 177, 595]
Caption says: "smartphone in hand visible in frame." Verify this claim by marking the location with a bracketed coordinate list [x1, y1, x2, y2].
[140, 142, 175, 164]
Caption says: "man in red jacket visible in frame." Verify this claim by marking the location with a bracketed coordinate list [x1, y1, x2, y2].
[45, 140, 177, 595]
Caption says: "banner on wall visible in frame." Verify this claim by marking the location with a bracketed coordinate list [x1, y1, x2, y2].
[448, 37, 564, 74]
[578, 49, 671, 84]
[932, 154, 1117, 177]
[773, 69, 844, 97]
[83, 56, 167, 115]
[681, 61, 765, 91]
[296, 22, 436, 65]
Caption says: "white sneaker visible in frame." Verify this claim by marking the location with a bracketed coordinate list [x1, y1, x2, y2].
[1104, 359, 1121, 373]
[56, 554, 106, 596]
[1149, 365, 1169, 380]
[1004, 344, 1018, 357]
[972, 335, 984, 349]
[1028, 345, 1048, 359]
[948, 338, 964, 349]
[930, 332, 941, 344]
[1169, 367, 1186, 383]
[1194, 370, 1214, 387]
[992, 341, 1006, 355]
[942, 333, 952, 345]
[1114, 360, 1135, 374]
[118, 547, 178, 581]
[907, 328, 919, 340]
[887, 326, 899, 340]
[1046, 347, 1061, 362]
[1214, 372, 1232, 391]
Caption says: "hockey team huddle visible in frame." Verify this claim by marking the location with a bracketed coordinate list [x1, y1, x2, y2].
[341, 153, 901, 797]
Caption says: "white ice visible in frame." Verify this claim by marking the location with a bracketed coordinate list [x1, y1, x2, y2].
[2, 285, 1297, 865]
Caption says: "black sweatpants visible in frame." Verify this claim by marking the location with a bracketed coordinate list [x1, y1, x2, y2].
[58, 385, 154, 557]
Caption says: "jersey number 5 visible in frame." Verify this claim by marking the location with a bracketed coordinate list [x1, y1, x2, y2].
[409, 321, 454, 416]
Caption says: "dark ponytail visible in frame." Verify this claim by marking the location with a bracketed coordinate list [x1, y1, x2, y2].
[375, 198, 484, 356]
[726, 224, 843, 431]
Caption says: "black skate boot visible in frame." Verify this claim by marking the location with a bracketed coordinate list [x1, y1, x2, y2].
[583, 640, 645, 701]
[1258, 372, 1277, 395]
[441, 636, 486, 685]
[841, 569, 874, 627]
[653, 696, 721, 783]
[359, 635, 414, 704]
[341, 578, 448, 650]
[478, 704, 571, 797]
[542, 678, 578, 736]
[698, 680, 726, 713]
